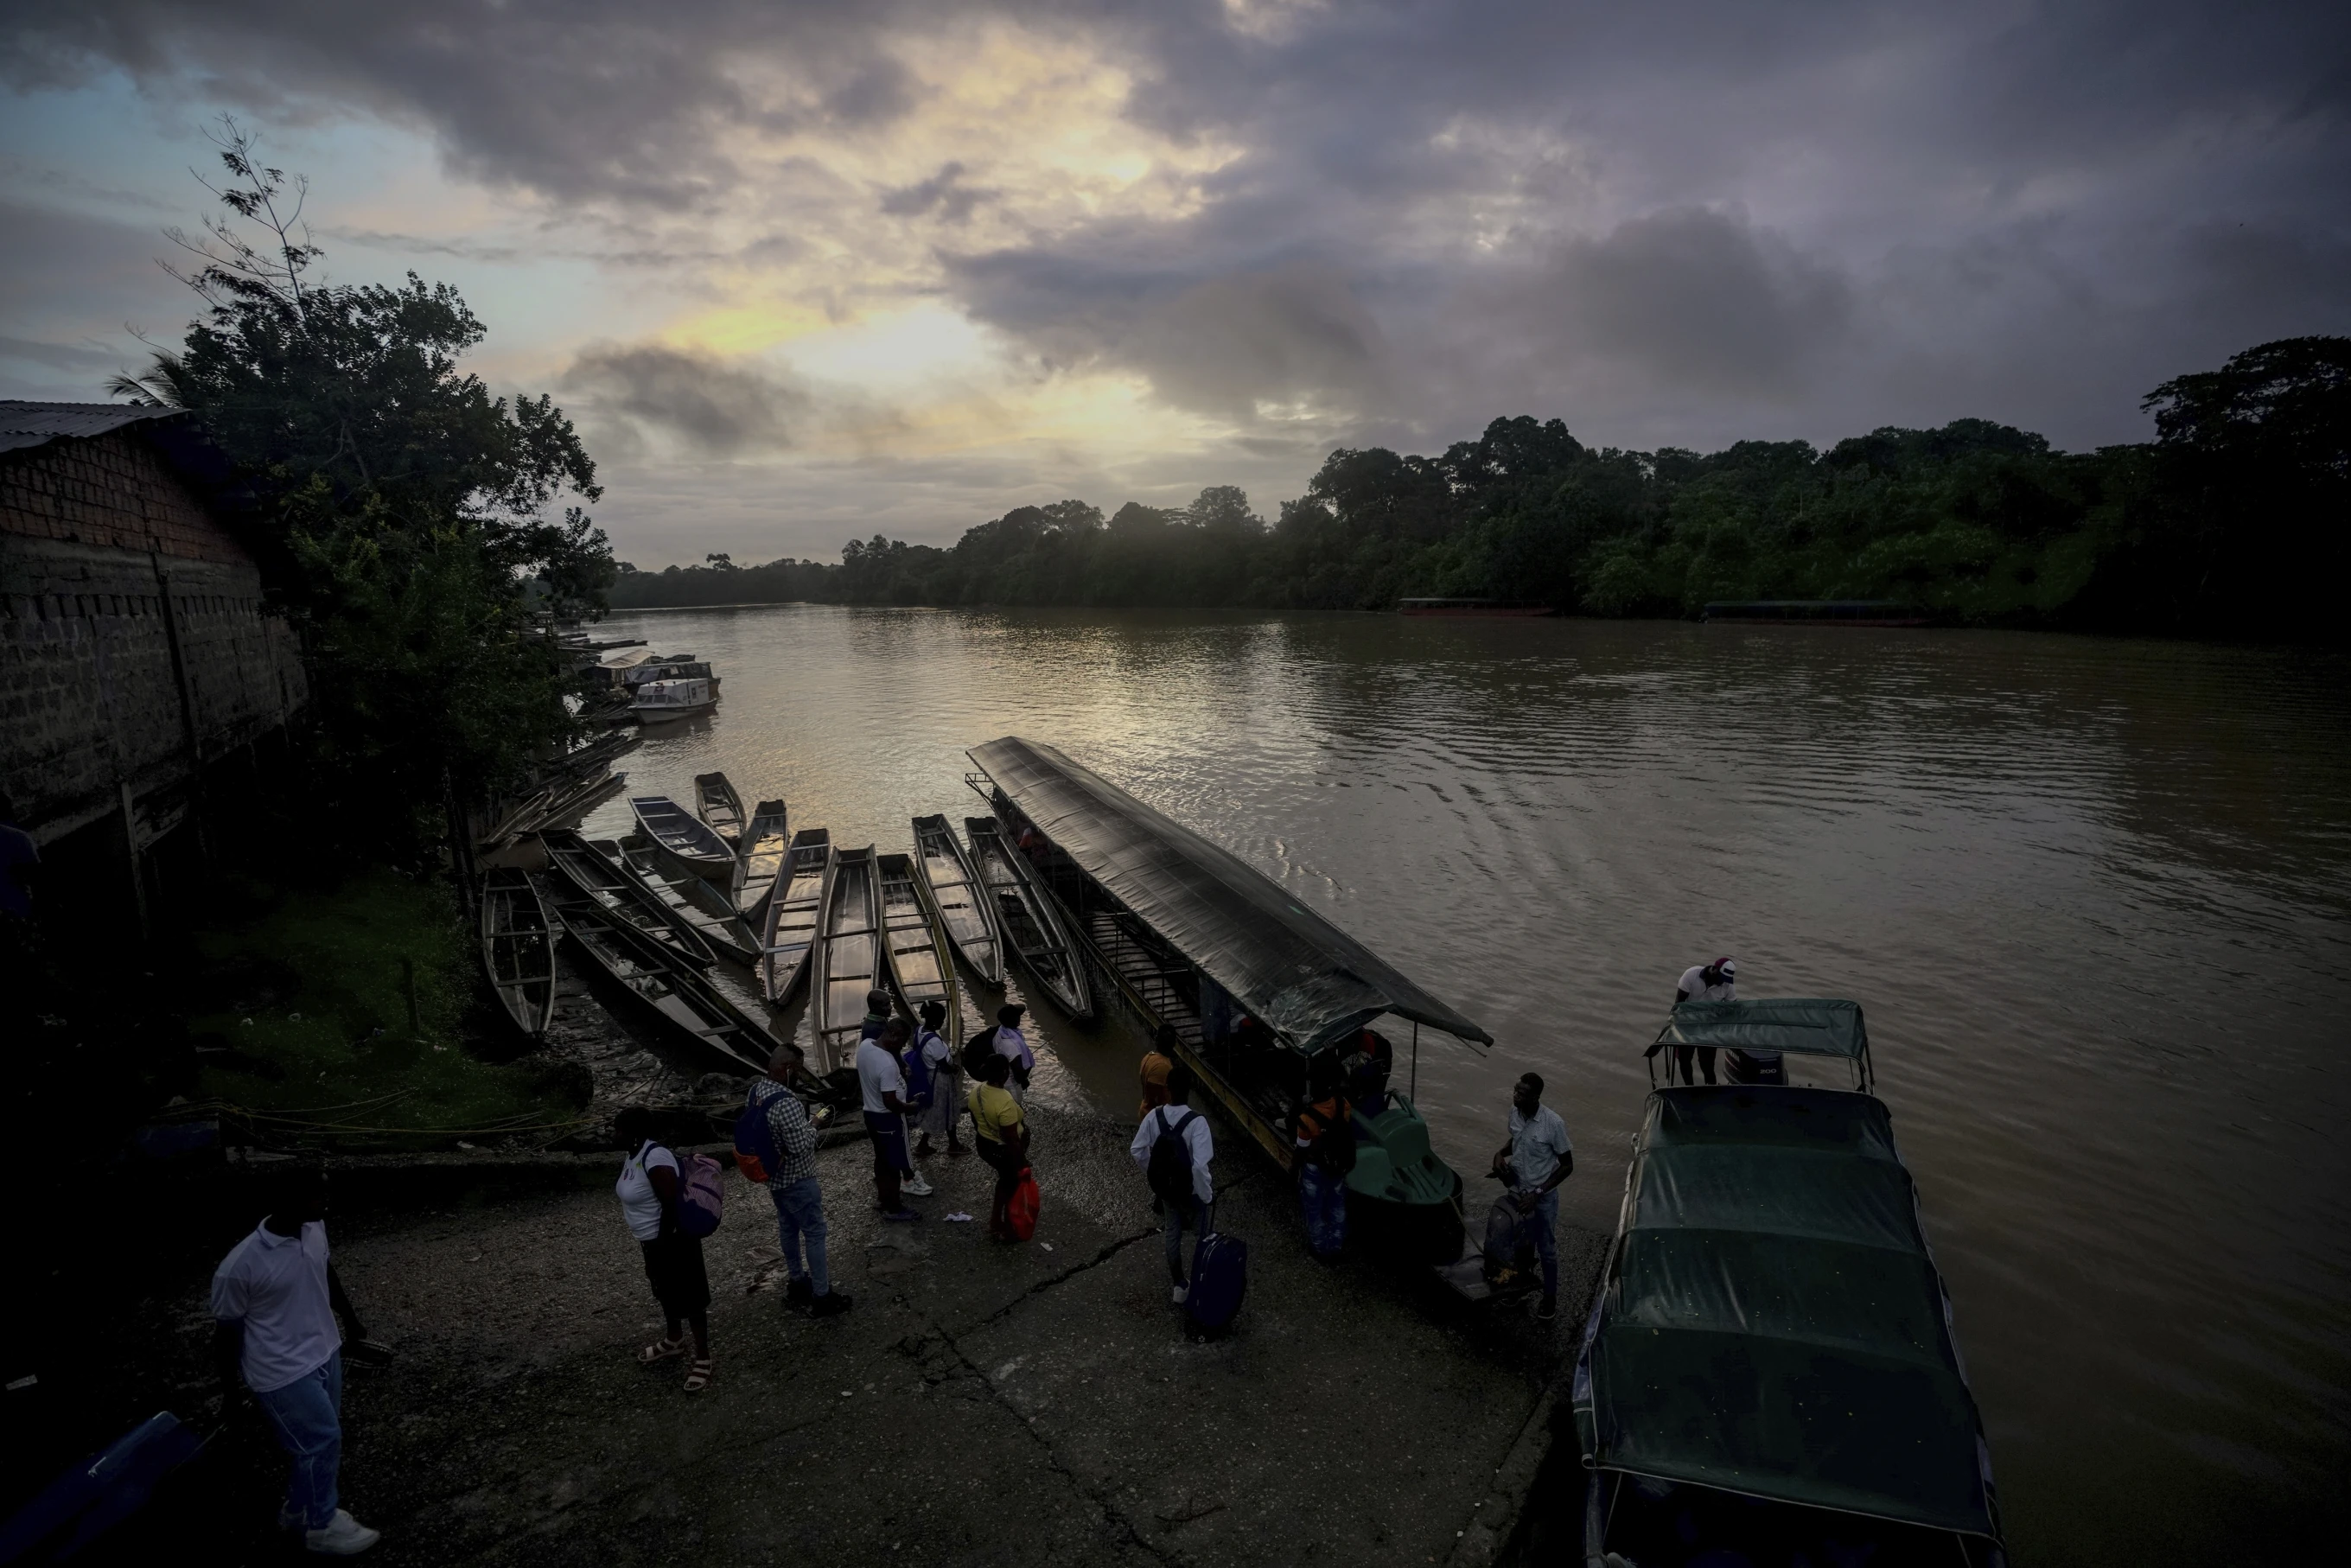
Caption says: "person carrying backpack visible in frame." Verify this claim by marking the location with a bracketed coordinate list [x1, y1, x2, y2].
[1130, 1064, 1215, 1304]
[1293, 1057, 1354, 1263]
[910, 1000, 963, 1159]
[739, 1044, 851, 1319]
[613, 1106, 715, 1391]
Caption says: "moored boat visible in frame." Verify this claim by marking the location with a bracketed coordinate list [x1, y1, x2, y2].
[759, 828, 831, 1005]
[631, 794, 737, 885]
[736, 799, 790, 921]
[694, 771, 747, 846]
[878, 851, 963, 1050]
[966, 736, 1488, 1266]
[478, 866, 554, 1038]
[631, 677, 715, 723]
[609, 837, 762, 965]
[542, 874, 778, 1075]
[911, 813, 1003, 987]
[964, 814, 1093, 1023]
[809, 845, 882, 1072]
[1574, 998, 2004, 1566]
[542, 828, 717, 969]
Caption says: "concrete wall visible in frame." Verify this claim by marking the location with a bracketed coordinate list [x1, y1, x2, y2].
[1, 426, 308, 844]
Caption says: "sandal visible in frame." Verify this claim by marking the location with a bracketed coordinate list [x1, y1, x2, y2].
[638, 1336, 687, 1366]
[684, 1357, 714, 1393]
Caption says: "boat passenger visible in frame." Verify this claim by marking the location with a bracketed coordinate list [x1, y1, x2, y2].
[1138, 1023, 1179, 1120]
[859, 987, 894, 1042]
[1488, 1074, 1573, 1322]
[750, 1044, 852, 1319]
[994, 1003, 1034, 1102]
[911, 1000, 963, 1159]
[1293, 1060, 1354, 1263]
[967, 1051, 1032, 1241]
[211, 1162, 382, 1555]
[1131, 1063, 1215, 1304]
[1671, 957, 1737, 1085]
[857, 1019, 927, 1218]
[1341, 1029, 1393, 1114]
[612, 1105, 716, 1389]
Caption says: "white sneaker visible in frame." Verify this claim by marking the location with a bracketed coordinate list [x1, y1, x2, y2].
[902, 1174, 935, 1197]
[1171, 1284, 1188, 1304]
[304, 1510, 381, 1555]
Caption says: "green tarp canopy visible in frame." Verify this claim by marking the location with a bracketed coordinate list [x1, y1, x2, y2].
[967, 736, 1490, 1049]
[1651, 998, 1870, 1061]
[1575, 1087, 2000, 1541]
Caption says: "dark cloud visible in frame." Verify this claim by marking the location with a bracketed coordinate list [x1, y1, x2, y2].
[562, 342, 809, 456]
[878, 162, 994, 224]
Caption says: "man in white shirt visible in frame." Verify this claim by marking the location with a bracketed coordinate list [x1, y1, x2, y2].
[1488, 1073, 1573, 1322]
[212, 1164, 381, 1555]
[1672, 957, 1736, 1084]
[857, 1017, 927, 1217]
[1130, 1064, 1215, 1304]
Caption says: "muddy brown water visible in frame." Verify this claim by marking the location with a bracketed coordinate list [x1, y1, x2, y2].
[581, 605, 2350, 1565]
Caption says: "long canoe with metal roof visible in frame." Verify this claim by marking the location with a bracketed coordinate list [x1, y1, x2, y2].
[1571, 998, 2004, 1566]
[966, 736, 1488, 1263]
[759, 828, 831, 1004]
[911, 813, 1003, 987]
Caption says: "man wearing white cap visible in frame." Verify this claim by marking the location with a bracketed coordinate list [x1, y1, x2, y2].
[1671, 957, 1737, 1084]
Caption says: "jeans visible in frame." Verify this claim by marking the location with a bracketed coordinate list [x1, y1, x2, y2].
[1299, 1162, 1348, 1257]
[254, 1351, 342, 1529]
[769, 1176, 831, 1297]
[864, 1110, 910, 1210]
[1163, 1196, 1207, 1284]
[1526, 1187, 1560, 1297]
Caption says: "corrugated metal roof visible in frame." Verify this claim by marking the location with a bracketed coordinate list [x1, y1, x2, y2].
[0, 400, 184, 456]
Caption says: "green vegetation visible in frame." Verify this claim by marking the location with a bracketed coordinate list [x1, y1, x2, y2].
[115, 122, 614, 853]
[185, 869, 589, 1149]
[612, 336, 2349, 642]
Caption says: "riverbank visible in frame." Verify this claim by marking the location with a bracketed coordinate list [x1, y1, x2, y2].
[47, 1095, 1604, 1565]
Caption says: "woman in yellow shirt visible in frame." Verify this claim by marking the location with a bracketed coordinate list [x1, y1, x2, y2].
[966, 1051, 1031, 1241]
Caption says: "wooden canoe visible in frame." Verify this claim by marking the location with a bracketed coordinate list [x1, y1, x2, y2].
[759, 828, 832, 1005]
[541, 828, 717, 969]
[694, 771, 747, 847]
[810, 845, 883, 1072]
[543, 875, 775, 1075]
[736, 799, 790, 921]
[965, 815, 1094, 1023]
[912, 813, 1003, 987]
[879, 851, 964, 1050]
[631, 794, 737, 885]
[478, 866, 555, 1038]
[608, 837, 762, 965]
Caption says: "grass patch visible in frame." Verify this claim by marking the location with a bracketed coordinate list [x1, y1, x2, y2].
[187, 868, 590, 1150]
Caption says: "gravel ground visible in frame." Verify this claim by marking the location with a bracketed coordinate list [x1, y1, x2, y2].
[68, 1092, 1604, 1566]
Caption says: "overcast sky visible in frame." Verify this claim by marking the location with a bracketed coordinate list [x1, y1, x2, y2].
[3, 1, 2345, 567]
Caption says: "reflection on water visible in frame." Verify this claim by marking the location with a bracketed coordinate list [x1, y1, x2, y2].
[584, 606, 2351, 1565]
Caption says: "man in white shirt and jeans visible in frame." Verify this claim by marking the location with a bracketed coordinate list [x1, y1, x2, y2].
[212, 1164, 380, 1555]
[1130, 1063, 1215, 1304]
[1490, 1073, 1573, 1323]
[857, 1017, 930, 1217]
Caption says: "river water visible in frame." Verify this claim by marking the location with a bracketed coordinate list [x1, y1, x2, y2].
[582, 604, 2349, 1565]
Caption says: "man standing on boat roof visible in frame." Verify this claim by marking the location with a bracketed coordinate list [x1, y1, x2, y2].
[1491, 1073, 1573, 1323]
[1671, 957, 1736, 1085]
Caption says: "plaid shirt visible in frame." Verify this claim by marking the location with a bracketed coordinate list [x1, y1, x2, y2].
[754, 1077, 819, 1185]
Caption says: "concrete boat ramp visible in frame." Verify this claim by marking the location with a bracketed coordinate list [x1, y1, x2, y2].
[157, 1094, 1603, 1565]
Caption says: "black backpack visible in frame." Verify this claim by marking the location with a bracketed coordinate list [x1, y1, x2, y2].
[1146, 1108, 1202, 1208]
[960, 1025, 999, 1081]
[1306, 1100, 1357, 1175]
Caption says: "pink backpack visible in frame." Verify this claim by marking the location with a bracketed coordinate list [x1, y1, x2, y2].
[672, 1151, 724, 1238]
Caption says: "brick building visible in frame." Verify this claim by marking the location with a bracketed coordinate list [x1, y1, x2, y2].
[2, 402, 308, 914]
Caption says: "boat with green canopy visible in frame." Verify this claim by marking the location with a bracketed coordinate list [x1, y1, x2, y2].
[1571, 998, 2005, 1566]
[965, 736, 1490, 1265]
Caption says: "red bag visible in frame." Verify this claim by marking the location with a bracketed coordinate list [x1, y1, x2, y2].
[1005, 1167, 1041, 1241]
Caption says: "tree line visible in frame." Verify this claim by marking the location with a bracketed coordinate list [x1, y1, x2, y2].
[614, 335, 2349, 642]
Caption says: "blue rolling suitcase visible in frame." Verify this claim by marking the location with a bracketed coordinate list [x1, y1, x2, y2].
[1184, 1213, 1247, 1338]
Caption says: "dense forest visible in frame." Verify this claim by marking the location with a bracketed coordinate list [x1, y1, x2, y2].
[612, 335, 2349, 641]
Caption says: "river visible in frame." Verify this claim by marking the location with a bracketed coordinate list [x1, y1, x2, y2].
[582, 604, 2350, 1565]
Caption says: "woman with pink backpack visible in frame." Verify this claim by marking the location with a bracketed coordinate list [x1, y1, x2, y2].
[614, 1106, 720, 1392]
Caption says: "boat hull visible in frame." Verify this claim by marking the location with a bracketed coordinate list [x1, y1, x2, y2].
[759, 829, 832, 1004]
[478, 867, 554, 1038]
[810, 845, 882, 1072]
[912, 813, 1004, 987]
[965, 816, 1093, 1023]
